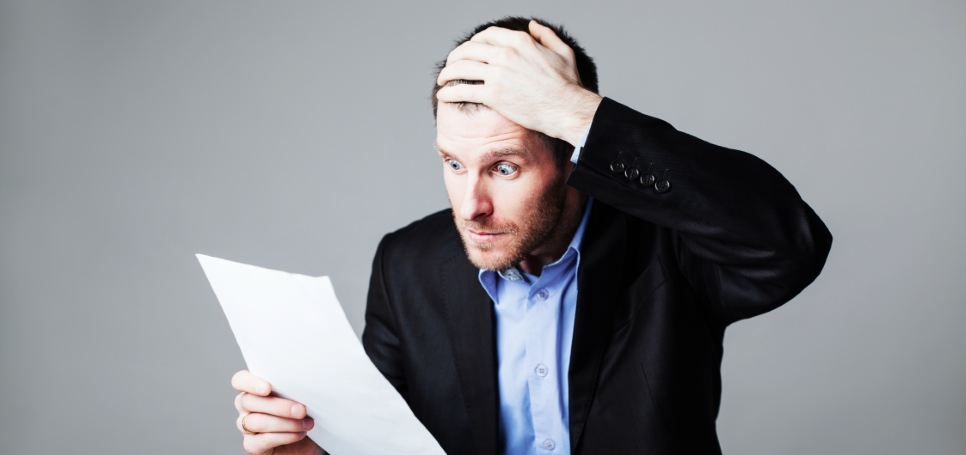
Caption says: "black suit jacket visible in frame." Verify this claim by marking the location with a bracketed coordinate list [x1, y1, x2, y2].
[362, 98, 832, 454]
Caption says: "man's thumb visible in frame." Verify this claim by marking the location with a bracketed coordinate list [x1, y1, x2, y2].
[529, 20, 571, 56]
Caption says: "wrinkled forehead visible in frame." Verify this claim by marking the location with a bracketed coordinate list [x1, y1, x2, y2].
[435, 102, 525, 141]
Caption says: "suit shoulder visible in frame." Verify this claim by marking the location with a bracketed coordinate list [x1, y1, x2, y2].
[378, 208, 462, 264]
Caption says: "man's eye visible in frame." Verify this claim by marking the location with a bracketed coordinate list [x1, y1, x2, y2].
[494, 163, 518, 176]
[447, 159, 464, 171]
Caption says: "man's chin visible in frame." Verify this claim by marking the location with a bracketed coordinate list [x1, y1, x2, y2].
[463, 243, 518, 272]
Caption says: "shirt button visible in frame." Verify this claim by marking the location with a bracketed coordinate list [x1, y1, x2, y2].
[542, 438, 556, 450]
[535, 364, 548, 377]
[536, 289, 549, 301]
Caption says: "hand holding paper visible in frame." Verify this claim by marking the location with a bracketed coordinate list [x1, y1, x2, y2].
[197, 254, 446, 455]
[231, 370, 318, 455]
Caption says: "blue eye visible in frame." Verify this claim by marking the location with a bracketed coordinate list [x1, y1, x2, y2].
[447, 159, 463, 171]
[495, 163, 518, 176]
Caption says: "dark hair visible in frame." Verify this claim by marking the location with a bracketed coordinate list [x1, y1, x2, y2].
[431, 17, 599, 167]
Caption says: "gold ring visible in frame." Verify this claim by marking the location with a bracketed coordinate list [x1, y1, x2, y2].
[241, 412, 257, 435]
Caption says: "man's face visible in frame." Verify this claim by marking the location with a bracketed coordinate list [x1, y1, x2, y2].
[435, 103, 568, 272]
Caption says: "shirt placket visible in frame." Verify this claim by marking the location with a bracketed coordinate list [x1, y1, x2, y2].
[524, 268, 563, 452]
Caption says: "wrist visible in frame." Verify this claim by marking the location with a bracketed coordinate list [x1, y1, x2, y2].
[557, 90, 602, 146]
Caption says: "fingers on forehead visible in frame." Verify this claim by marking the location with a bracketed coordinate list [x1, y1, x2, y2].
[446, 41, 496, 65]
[437, 60, 491, 86]
[470, 26, 533, 47]
[436, 83, 489, 105]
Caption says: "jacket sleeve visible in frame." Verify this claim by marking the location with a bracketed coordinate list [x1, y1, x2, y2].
[567, 97, 833, 324]
[361, 234, 408, 398]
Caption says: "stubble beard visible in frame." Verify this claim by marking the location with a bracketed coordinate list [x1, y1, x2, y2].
[452, 180, 568, 272]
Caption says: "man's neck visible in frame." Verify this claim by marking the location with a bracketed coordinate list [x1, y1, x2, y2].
[518, 191, 587, 276]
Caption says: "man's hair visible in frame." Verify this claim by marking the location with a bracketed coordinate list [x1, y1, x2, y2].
[431, 17, 599, 168]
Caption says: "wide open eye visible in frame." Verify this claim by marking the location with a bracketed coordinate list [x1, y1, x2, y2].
[447, 159, 464, 171]
[494, 162, 518, 176]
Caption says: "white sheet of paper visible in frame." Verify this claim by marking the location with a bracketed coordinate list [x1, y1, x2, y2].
[197, 254, 446, 455]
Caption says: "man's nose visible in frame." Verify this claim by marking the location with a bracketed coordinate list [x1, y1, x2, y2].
[458, 175, 493, 222]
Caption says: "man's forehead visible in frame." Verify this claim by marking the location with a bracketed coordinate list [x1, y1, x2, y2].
[435, 103, 529, 140]
[433, 103, 558, 167]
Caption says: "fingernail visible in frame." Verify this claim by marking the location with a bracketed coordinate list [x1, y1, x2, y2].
[292, 403, 304, 417]
[256, 383, 268, 395]
[303, 417, 314, 429]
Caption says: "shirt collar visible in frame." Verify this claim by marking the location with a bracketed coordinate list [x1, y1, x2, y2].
[564, 196, 593, 262]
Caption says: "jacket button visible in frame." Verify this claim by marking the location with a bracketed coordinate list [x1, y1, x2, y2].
[655, 179, 671, 193]
[624, 167, 639, 180]
[609, 153, 626, 174]
[640, 174, 655, 186]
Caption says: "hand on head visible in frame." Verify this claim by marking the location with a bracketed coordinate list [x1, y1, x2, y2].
[436, 20, 602, 146]
[232, 370, 323, 455]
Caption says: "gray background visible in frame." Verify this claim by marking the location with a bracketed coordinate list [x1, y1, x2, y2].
[1, 0, 963, 453]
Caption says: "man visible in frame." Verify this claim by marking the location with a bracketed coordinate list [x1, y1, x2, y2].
[230, 17, 832, 455]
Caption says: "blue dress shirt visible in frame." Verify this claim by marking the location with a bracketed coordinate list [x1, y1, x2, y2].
[478, 198, 593, 455]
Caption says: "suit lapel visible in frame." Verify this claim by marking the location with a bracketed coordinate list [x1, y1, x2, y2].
[569, 202, 626, 451]
[440, 252, 499, 455]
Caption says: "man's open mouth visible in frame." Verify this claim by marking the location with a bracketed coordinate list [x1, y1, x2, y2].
[466, 229, 504, 243]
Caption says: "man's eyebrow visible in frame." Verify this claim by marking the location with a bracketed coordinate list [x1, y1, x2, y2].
[433, 142, 533, 162]
[478, 148, 532, 163]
